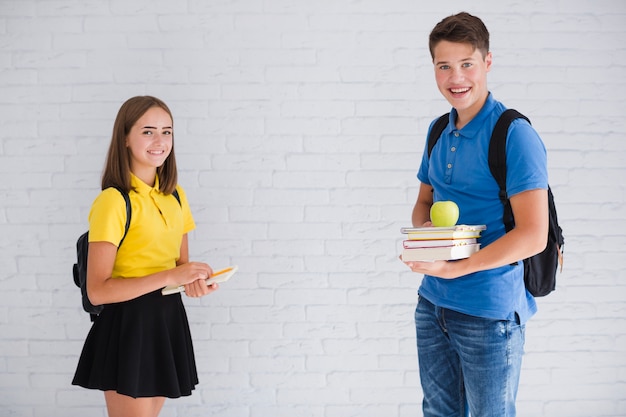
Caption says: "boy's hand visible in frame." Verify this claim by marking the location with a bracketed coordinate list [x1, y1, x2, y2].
[401, 256, 464, 279]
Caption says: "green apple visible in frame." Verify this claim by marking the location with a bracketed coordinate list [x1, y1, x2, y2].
[430, 201, 459, 227]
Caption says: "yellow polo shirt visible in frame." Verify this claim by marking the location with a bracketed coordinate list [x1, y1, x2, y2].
[88, 174, 196, 279]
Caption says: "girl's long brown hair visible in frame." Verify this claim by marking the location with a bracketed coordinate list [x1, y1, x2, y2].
[101, 96, 178, 195]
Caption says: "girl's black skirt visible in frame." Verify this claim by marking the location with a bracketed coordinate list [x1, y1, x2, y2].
[72, 289, 198, 398]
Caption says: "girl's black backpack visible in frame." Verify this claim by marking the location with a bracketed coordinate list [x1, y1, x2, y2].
[72, 187, 130, 321]
[72, 188, 181, 320]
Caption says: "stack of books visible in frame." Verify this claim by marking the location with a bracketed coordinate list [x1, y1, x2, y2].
[400, 225, 486, 261]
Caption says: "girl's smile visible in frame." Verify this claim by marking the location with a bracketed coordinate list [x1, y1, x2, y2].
[126, 106, 173, 185]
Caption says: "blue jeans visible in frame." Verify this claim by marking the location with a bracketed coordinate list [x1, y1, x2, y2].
[415, 296, 525, 417]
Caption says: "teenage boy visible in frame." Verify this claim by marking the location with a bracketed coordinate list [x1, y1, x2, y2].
[403, 12, 548, 417]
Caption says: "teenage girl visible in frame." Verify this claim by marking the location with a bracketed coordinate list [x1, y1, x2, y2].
[72, 96, 218, 417]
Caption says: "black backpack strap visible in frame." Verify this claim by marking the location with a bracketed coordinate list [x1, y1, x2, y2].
[487, 109, 531, 233]
[111, 187, 179, 248]
[112, 186, 132, 247]
[107, 187, 179, 247]
[427, 113, 451, 158]
[172, 189, 181, 206]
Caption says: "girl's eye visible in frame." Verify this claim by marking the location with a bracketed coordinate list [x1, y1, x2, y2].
[140, 129, 172, 136]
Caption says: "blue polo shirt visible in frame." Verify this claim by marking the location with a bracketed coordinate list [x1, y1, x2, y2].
[416, 93, 547, 323]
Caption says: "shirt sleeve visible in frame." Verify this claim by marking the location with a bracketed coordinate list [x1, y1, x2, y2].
[88, 188, 127, 246]
[505, 119, 549, 197]
[175, 185, 196, 235]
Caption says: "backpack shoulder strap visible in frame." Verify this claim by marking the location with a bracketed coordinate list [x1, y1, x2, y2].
[172, 189, 181, 206]
[111, 186, 132, 247]
[427, 113, 451, 158]
[487, 109, 531, 231]
[109, 187, 179, 242]
[104, 187, 178, 249]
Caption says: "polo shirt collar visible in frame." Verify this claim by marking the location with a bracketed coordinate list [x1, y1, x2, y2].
[449, 92, 497, 137]
[130, 173, 160, 195]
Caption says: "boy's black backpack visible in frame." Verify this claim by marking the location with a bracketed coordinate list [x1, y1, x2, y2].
[427, 109, 564, 297]
[73, 187, 181, 320]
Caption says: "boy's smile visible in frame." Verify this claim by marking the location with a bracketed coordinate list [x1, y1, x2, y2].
[433, 40, 492, 128]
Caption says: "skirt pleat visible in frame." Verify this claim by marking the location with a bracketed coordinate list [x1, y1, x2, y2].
[72, 290, 198, 398]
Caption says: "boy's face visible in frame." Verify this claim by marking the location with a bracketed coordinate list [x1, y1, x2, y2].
[432, 40, 492, 122]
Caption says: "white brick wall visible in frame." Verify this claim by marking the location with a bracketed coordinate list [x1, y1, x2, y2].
[1, 0, 625, 416]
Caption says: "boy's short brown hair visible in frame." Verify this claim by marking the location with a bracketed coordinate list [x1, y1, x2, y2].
[429, 12, 490, 60]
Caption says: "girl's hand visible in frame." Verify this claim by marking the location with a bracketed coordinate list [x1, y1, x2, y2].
[174, 262, 212, 285]
[184, 280, 219, 298]
[174, 262, 220, 298]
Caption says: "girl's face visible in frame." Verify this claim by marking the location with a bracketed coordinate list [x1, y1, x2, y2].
[433, 40, 492, 127]
[126, 106, 173, 184]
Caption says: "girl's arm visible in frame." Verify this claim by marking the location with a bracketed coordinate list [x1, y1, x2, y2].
[177, 233, 190, 265]
[178, 234, 219, 298]
[86, 233, 216, 305]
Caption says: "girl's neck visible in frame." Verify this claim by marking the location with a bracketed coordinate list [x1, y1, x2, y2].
[131, 167, 157, 188]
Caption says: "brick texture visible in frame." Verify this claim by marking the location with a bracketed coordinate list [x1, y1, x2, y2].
[1, 0, 625, 416]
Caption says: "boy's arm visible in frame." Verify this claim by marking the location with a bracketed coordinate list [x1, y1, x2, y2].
[412, 182, 434, 227]
[404, 188, 548, 279]
[461, 188, 548, 274]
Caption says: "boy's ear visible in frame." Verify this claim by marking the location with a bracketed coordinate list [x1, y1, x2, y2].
[485, 51, 493, 71]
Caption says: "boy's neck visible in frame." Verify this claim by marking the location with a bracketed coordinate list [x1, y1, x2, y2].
[454, 92, 488, 129]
